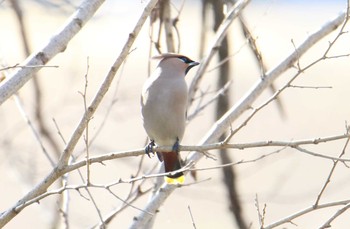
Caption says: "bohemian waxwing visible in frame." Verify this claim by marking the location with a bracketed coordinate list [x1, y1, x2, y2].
[141, 53, 199, 184]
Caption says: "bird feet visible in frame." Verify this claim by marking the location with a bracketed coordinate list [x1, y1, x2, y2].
[145, 138, 181, 158]
[145, 140, 155, 158]
[172, 137, 180, 153]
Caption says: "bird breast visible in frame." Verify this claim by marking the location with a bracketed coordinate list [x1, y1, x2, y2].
[141, 75, 188, 146]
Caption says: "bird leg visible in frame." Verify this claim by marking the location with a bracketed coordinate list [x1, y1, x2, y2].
[145, 140, 155, 158]
[172, 137, 180, 153]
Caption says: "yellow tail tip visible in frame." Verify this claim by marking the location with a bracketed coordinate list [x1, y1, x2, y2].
[165, 175, 185, 185]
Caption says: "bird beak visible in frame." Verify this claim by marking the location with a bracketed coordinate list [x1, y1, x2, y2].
[189, 61, 200, 67]
[185, 61, 199, 75]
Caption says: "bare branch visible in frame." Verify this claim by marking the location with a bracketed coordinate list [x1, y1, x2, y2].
[187, 80, 232, 121]
[187, 205, 197, 229]
[106, 188, 153, 216]
[52, 118, 67, 145]
[292, 145, 350, 162]
[0, 64, 59, 72]
[95, 186, 152, 228]
[14, 94, 55, 167]
[288, 84, 333, 89]
[129, 183, 174, 229]
[319, 202, 350, 229]
[255, 194, 267, 229]
[314, 128, 350, 206]
[263, 200, 350, 229]
[190, 149, 284, 173]
[49, 132, 350, 186]
[79, 57, 91, 185]
[63, 132, 350, 174]
[162, 0, 175, 52]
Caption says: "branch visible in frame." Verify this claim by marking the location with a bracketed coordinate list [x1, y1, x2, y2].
[262, 200, 350, 229]
[47, 132, 350, 177]
[187, 205, 197, 229]
[187, 80, 232, 121]
[314, 128, 350, 206]
[162, 0, 175, 52]
[129, 183, 175, 229]
[13, 94, 55, 166]
[0, 64, 59, 71]
[319, 202, 350, 229]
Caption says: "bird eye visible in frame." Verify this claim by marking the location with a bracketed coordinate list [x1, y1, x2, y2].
[178, 56, 192, 64]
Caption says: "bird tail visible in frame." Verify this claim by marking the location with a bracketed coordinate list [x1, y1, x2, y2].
[161, 151, 185, 184]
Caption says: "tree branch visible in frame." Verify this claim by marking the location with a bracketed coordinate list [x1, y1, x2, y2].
[319, 202, 350, 229]
[263, 200, 350, 229]
[51, 132, 350, 177]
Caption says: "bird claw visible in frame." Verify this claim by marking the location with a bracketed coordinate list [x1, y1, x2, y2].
[145, 140, 155, 158]
[172, 138, 180, 153]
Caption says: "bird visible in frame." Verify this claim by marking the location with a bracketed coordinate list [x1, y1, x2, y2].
[141, 53, 199, 184]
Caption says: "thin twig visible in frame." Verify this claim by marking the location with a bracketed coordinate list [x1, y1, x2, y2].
[255, 194, 266, 229]
[319, 202, 350, 229]
[187, 205, 197, 229]
[189, 147, 285, 172]
[94, 186, 152, 228]
[292, 145, 350, 162]
[289, 84, 332, 89]
[52, 118, 67, 145]
[106, 188, 153, 216]
[314, 126, 350, 206]
[59, 157, 72, 229]
[59, 132, 350, 176]
[187, 81, 232, 121]
[262, 200, 350, 229]
[79, 57, 91, 185]
[0, 64, 59, 72]
[239, 14, 286, 118]
[14, 94, 55, 167]
[97, 163, 159, 227]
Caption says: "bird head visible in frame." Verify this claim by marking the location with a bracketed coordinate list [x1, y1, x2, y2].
[153, 53, 199, 76]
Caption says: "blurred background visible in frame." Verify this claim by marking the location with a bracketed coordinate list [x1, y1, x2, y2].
[0, 0, 350, 228]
